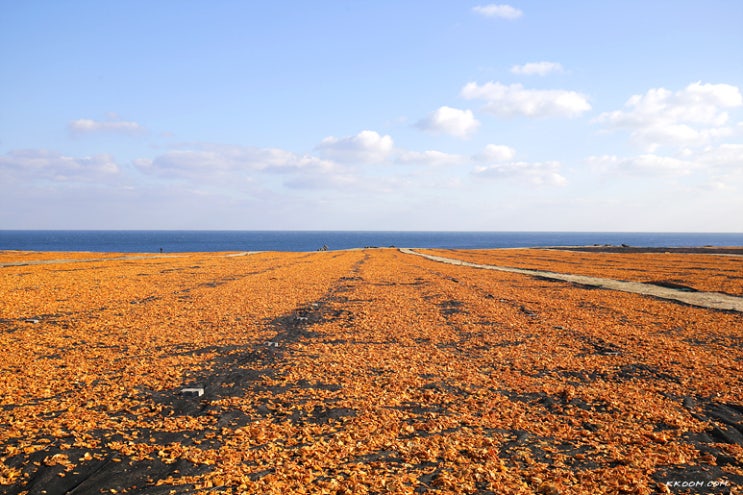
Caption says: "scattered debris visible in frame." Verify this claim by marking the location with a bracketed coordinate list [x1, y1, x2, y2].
[180, 387, 204, 397]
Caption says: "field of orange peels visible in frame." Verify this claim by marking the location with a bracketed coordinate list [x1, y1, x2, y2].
[0, 251, 130, 265]
[421, 248, 743, 297]
[1, 248, 742, 494]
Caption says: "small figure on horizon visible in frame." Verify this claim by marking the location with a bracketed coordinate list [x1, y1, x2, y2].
[160, 247, 163, 253]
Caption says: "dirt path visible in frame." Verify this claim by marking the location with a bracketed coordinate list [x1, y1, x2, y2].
[400, 248, 743, 312]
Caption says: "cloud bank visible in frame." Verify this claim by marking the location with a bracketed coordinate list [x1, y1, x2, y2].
[510, 62, 564, 76]
[316, 130, 394, 164]
[416, 106, 480, 138]
[0, 149, 120, 181]
[472, 4, 523, 20]
[586, 154, 696, 177]
[462, 82, 591, 118]
[396, 150, 465, 167]
[595, 82, 742, 151]
[474, 144, 516, 162]
[69, 116, 145, 136]
[474, 161, 567, 186]
[472, 144, 566, 186]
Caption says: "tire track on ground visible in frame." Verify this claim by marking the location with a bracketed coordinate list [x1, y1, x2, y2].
[400, 248, 743, 313]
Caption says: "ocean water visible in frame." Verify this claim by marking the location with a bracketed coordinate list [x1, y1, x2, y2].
[1, 231, 742, 253]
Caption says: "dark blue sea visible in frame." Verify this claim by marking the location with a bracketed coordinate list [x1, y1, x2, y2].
[1, 231, 742, 253]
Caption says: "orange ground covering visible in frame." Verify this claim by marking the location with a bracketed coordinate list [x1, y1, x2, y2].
[1, 249, 742, 494]
[0, 251, 128, 264]
[421, 248, 743, 297]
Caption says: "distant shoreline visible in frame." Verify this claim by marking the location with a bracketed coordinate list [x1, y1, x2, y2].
[3, 245, 743, 257]
[2, 231, 743, 253]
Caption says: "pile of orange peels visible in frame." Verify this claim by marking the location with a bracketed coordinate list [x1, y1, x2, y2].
[1, 248, 741, 494]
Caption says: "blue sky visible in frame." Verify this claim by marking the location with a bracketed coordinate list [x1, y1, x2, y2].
[1, 1, 742, 231]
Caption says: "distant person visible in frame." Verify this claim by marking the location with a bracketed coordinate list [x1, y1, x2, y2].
[160, 248, 163, 253]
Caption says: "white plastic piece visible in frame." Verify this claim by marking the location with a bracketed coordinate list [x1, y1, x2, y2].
[181, 387, 204, 397]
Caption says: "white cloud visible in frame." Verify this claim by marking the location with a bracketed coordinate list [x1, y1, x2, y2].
[474, 160, 567, 186]
[396, 150, 465, 166]
[586, 154, 696, 176]
[637, 125, 733, 150]
[69, 116, 145, 136]
[416, 106, 480, 138]
[474, 144, 517, 162]
[471, 144, 566, 185]
[462, 82, 591, 118]
[135, 144, 334, 180]
[133, 144, 372, 194]
[587, 142, 743, 193]
[595, 82, 743, 151]
[0, 149, 120, 181]
[510, 62, 564, 76]
[472, 4, 522, 19]
[694, 143, 743, 168]
[316, 130, 394, 164]
[284, 172, 361, 190]
[699, 180, 733, 191]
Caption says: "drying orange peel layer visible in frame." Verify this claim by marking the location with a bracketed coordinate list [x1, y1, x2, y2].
[1, 248, 741, 494]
